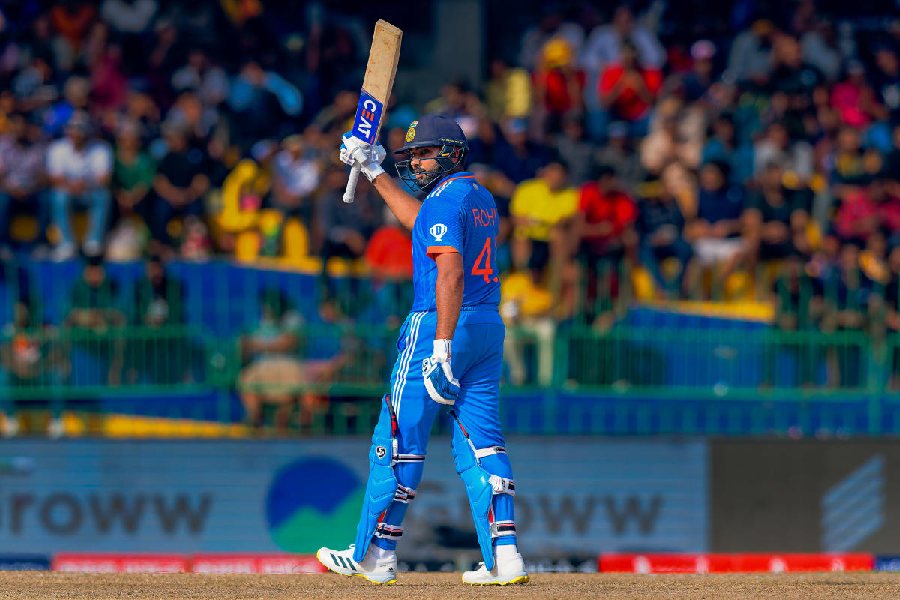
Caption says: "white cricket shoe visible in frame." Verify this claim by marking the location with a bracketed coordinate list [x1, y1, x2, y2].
[462, 548, 529, 586]
[316, 544, 397, 585]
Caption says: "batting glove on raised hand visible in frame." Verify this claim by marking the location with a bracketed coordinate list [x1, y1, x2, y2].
[423, 339, 460, 405]
[340, 133, 386, 182]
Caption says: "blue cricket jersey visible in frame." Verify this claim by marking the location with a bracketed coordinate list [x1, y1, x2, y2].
[410, 172, 501, 313]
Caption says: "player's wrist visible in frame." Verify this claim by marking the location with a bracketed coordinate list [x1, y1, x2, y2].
[432, 339, 452, 362]
[361, 162, 385, 182]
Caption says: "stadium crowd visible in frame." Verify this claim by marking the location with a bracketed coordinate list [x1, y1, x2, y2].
[1, 0, 900, 424]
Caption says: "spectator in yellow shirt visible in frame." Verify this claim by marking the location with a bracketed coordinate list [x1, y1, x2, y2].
[501, 270, 555, 386]
[509, 155, 579, 279]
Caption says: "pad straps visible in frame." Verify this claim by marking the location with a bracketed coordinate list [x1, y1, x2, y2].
[491, 520, 517, 538]
[489, 474, 516, 496]
[374, 523, 403, 539]
[386, 394, 426, 465]
[474, 446, 506, 459]
[394, 484, 417, 503]
[395, 453, 425, 463]
[449, 410, 516, 496]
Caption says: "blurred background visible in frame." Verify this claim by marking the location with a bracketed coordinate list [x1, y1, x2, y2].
[1, 0, 900, 575]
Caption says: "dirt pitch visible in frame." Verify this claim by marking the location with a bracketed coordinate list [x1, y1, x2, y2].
[2, 572, 900, 600]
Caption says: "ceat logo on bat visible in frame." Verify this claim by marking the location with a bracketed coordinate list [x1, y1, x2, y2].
[352, 90, 383, 144]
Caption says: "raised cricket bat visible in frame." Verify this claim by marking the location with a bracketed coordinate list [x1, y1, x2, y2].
[343, 19, 403, 203]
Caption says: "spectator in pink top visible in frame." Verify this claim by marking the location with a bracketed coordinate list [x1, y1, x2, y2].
[90, 39, 128, 113]
[834, 184, 882, 246]
[831, 61, 888, 129]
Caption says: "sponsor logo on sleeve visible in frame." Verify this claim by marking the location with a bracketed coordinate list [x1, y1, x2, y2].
[429, 223, 448, 242]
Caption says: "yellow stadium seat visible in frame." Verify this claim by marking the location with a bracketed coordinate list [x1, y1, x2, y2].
[165, 216, 184, 239]
[234, 230, 260, 263]
[632, 266, 655, 301]
[353, 260, 371, 276]
[293, 256, 323, 271]
[761, 260, 783, 290]
[725, 271, 754, 302]
[326, 257, 353, 276]
[216, 158, 270, 233]
[661, 257, 681, 279]
[73, 212, 88, 240]
[48, 212, 89, 245]
[810, 173, 826, 194]
[806, 220, 822, 250]
[282, 217, 309, 260]
[9, 215, 39, 242]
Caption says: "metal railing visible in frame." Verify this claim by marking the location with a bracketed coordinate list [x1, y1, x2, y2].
[2, 257, 900, 436]
[0, 321, 898, 435]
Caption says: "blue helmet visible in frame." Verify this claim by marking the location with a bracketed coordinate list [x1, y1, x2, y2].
[394, 115, 469, 192]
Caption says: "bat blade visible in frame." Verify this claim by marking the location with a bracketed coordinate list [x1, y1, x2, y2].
[344, 19, 403, 203]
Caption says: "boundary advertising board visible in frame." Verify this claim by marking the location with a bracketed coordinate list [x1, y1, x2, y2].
[0, 439, 707, 558]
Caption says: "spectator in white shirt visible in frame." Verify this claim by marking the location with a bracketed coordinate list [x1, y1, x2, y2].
[47, 111, 112, 260]
[579, 5, 665, 142]
[518, 7, 585, 71]
[171, 47, 230, 107]
[100, 0, 158, 75]
[271, 134, 320, 223]
[580, 6, 666, 74]
[101, 0, 158, 35]
[725, 19, 777, 85]
[753, 121, 813, 186]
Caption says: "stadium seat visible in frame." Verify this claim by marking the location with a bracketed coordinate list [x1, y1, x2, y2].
[46, 211, 89, 246]
[631, 266, 655, 301]
[10, 214, 40, 243]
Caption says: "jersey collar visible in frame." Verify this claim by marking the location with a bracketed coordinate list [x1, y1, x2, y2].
[432, 171, 475, 188]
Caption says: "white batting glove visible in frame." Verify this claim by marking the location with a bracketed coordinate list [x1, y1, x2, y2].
[340, 133, 386, 182]
[423, 339, 460, 405]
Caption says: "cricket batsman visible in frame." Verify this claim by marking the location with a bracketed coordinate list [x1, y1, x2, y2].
[316, 115, 528, 586]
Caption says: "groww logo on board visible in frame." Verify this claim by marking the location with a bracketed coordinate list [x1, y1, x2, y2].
[266, 457, 363, 552]
[429, 223, 448, 242]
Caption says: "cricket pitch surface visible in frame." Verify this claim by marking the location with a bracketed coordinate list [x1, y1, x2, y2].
[2, 572, 900, 599]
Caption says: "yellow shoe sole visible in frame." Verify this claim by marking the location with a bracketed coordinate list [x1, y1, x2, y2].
[355, 573, 397, 585]
[315, 549, 397, 585]
[465, 574, 529, 586]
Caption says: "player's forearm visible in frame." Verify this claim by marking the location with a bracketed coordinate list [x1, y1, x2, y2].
[434, 255, 464, 340]
[373, 173, 420, 230]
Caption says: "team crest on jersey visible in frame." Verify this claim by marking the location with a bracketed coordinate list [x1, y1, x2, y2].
[405, 121, 418, 143]
[429, 223, 448, 241]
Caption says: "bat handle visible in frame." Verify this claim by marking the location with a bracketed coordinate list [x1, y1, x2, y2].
[343, 164, 361, 203]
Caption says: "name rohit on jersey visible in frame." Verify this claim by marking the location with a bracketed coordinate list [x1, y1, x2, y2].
[472, 208, 498, 228]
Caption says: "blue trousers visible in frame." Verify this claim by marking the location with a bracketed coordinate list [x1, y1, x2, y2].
[640, 238, 694, 295]
[50, 187, 110, 248]
[369, 309, 517, 551]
